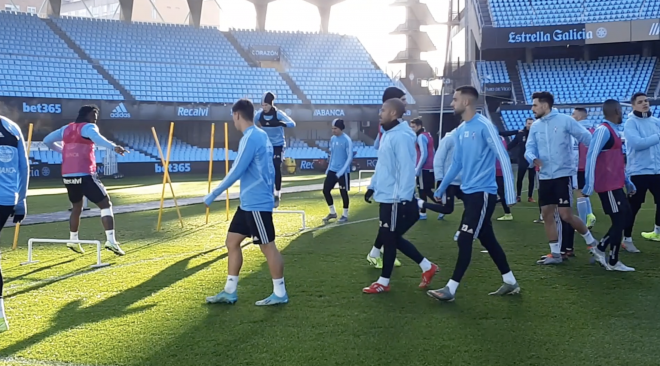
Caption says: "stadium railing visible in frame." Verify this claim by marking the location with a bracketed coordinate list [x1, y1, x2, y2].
[655, 80, 660, 99]
[470, 0, 484, 29]
[471, 62, 481, 93]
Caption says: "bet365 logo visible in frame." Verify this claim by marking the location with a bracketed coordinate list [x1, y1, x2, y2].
[154, 163, 191, 173]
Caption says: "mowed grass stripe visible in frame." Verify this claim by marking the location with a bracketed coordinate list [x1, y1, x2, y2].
[1, 188, 659, 365]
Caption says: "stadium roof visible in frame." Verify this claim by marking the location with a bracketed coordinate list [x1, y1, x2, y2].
[245, 0, 346, 32]
[244, 0, 346, 5]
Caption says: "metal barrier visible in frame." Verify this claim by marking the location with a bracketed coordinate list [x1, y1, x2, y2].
[103, 149, 118, 176]
[357, 170, 375, 192]
[274, 210, 306, 230]
[21, 238, 110, 269]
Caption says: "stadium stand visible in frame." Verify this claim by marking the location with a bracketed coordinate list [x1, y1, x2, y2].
[477, 61, 510, 84]
[52, 17, 300, 103]
[315, 139, 378, 158]
[518, 55, 657, 104]
[0, 11, 122, 100]
[285, 139, 327, 160]
[231, 30, 411, 105]
[113, 131, 237, 163]
[501, 105, 660, 131]
[27, 141, 148, 164]
[489, 0, 660, 27]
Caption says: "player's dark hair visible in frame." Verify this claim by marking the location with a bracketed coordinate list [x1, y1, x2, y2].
[411, 117, 423, 127]
[232, 99, 255, 122]
[603, 99, 621, 118]
[631, 92, 647, 104]
[382, 87, 405, 103]
[532, 91, 554, 108]
[525, 117, 534, 122]
[574, 107, 587, 114]
[455, 85, 479, 99]
[76, 105, 99, 123]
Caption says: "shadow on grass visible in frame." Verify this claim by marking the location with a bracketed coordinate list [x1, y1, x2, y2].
[4, 258, 75, 282]
[133, 204, 399, 366]
[0, 248, 226, 358]
[133, 206, 542, 366]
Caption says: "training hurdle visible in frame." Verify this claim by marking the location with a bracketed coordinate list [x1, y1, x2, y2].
[357, 170, 375, 192]
[274, 210, 307, 231]
[21, 239, 110, 269]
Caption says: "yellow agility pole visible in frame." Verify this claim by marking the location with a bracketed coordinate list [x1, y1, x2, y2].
[156, 122, 176, 231]
[205, 123, 215, 224]
[224, 122, 230, 221]
[152, 126, 184, 229]
[12, 123, 33, 250]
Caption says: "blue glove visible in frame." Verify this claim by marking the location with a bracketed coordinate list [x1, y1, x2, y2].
[14, 199, 26, 216]
[625, 180, 637, 195]
[434, 187, 444, 200]
[12, 199, 26, 223]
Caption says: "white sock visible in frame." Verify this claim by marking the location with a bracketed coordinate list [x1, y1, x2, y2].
[369, 246, 381, 258]
[655, 225, 660, 235]
[502, 271, 516, 285]
[224, 275, 239, 294]
[446, 279, 459, 295]
[581, 230, 595, 244]
[69, 231, 78, 241]
[275, 190, 281, 198]
[377, 276, 390, 286]
[549, 241, 561, 254]
[343, 208, 349, 217]
[623, 236, 633, 243]
[105, 230, 116, 244]
[328, 205, 336, 215]
[539, 214, 543, 220]
[419, 258, 432, 272]
[272, 278, 286, 297]
[0, 298, 5, 319]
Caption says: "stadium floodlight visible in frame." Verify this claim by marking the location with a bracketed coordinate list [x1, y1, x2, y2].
[21, 239, 111, 269]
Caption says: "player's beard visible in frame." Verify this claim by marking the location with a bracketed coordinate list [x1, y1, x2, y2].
[381, 118, 400, 131]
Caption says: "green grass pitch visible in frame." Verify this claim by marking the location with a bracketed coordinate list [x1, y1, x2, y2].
[1, 175, 660, 366]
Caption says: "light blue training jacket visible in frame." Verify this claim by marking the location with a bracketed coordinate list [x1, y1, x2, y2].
[623, 112, 660, 176]
[524, 108, 592, 180]
[368, 120, 416, 203]
[433, 128, 461, 186]
[436, 114, 516, 205]
[0, 116, 29, 214]
[205, 125, 275, 212]
[327, 133, 353, 176]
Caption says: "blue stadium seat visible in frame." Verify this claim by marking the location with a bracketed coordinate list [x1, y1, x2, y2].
[489, 0, 658, 27]
[230, 29, 414, 105]
[0, 11, 122, 100]
[477, 61, 510, 84]
[53, 17, 301, 104]
[518, 55, 657, 104]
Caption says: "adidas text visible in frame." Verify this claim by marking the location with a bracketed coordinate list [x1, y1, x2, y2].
[110, 103, 131, 118]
